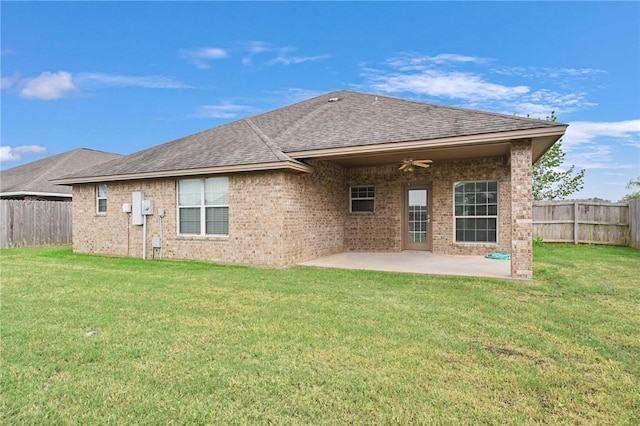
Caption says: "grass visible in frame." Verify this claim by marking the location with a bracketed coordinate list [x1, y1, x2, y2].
[1, 244, 639, 425]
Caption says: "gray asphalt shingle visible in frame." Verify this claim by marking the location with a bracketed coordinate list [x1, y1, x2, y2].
[54, 90, 563, 181]
[1, 148, 122, 195]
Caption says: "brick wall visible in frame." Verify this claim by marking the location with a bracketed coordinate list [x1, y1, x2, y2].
[72, 149, 529, 273]
[345, 166, 404, 251]
[280, 160, 347, 263]
[72, 163, 347, 267]
[345, 156, 512, 255]
[74, 179, 178, 260]
[509, 140, 533, 279]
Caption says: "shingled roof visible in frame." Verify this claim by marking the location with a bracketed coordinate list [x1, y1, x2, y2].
[1, 148, 122, 198]
[52, 90, 567, 184]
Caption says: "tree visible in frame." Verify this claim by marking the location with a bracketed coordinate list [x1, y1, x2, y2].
[621, 176, 640, 201]
[532, 112, 586, 200]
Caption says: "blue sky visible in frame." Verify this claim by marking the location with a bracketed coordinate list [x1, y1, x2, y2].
[2, 1, 639, 201]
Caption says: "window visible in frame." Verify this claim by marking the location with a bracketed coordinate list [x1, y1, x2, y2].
[96, 184, 107, 213]
[178, 177, 229, 236]
[350, 186, 375, 213]
[454, 181, 498, 243]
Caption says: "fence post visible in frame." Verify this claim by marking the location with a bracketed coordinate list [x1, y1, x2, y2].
[574, 201, 579, 245]
[630, 199, 640, 249]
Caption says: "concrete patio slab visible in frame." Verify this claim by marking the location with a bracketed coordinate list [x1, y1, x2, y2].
[298, 251, 512, 280]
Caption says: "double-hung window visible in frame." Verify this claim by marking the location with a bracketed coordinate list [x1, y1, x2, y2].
[350, 186, 375, 213]
[178, 177, 229, 236]
[454, 181, 498, 243]
[96, 184, 107, 213]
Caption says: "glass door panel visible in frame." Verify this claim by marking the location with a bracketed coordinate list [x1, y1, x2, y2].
[405, 188, 430, 250]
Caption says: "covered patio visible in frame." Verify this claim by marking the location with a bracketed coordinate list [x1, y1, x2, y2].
[298, 250, 513, 280]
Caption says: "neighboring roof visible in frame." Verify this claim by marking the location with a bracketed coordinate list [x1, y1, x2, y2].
[1, 148, 122, 197]
[51, 90, 567, 184]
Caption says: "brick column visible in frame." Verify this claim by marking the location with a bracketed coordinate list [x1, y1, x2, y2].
[510, 140, 533, 280]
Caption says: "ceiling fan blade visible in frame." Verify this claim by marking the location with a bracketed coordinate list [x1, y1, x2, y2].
[399, 158, 432, 172]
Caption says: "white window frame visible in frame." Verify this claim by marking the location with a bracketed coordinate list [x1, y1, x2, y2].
[453, 180, 498, 243]
[96, 184, 107, 214]
[177, 177, 229, 236]
[350, 185, 375, 213]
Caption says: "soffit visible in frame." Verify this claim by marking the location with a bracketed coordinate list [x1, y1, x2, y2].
[319, 142, 512, 167]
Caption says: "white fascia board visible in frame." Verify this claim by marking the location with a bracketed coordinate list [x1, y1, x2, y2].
[49, 160, 314, 185]
[0, 191, 72, 198]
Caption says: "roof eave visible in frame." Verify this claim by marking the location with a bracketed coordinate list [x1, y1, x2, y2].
[286, 125, 568, 159]
[0, 191, 72, 198]
[49, 160, 314, 185]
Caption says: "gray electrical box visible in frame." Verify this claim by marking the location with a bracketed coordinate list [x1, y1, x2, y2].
[151, 236, 162, 248]
[132, 191, 144, 225]
[141, 200, 154, 215]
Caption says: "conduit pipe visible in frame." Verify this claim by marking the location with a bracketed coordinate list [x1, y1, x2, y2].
[142, 214, 147, 260]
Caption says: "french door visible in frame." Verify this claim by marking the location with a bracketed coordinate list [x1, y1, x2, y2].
[404, 185, 432, 250]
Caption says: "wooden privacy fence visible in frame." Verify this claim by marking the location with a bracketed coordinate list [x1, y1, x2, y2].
[1, 199, 638, 249]
[533, 200, 640, 247]
[0, 200, 72, 248]
[630, 199, 640, 249]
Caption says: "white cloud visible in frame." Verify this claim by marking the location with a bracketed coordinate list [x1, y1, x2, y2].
[559, 120, 640, 172]
[267, 50, 331, 66]
[0, 145, 48, 162]
[387, 53, 487, 71]
[549, 67, 604, 77]
[568, 145, 615, 169]
[18, 71, 190, 100]
[240, 41, 271, 65]
[563, 119, 640, 149]
[180, 47, 229, 69]
[193, 103, 254, 119]
[369, 69, 529, 101]
[76, 73, 190, 89]
[493, 66, 604, 80]
[363, 53, 603, 116]
[509, 90, 596, 118]
[508, 102, 555, 120]
[245, 41, 271, 55]
[1, 73, 19, 89]
[428, 53, 484, 65]
[569, 148, 638, 170]
[239, 41, 329, 67]
[20, 71, 78, 100]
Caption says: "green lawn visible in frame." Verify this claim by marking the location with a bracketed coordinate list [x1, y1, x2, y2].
[1, 245, 638, 425]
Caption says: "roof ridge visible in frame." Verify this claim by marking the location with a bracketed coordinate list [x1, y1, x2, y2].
[274, 94, 337, 147]
[243, 118, 293, 162]
[355, 91, 566, 126]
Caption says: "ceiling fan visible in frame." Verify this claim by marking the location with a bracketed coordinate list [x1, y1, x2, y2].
[399, 158, 433, 172]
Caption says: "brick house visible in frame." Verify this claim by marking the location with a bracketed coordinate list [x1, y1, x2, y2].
[1, 148, 122, 201]
[51, 91, 567, 279]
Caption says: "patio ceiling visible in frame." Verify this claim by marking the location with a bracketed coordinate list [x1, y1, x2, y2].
[292, 132, 561, 169]
[315, 141, 512, 168]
